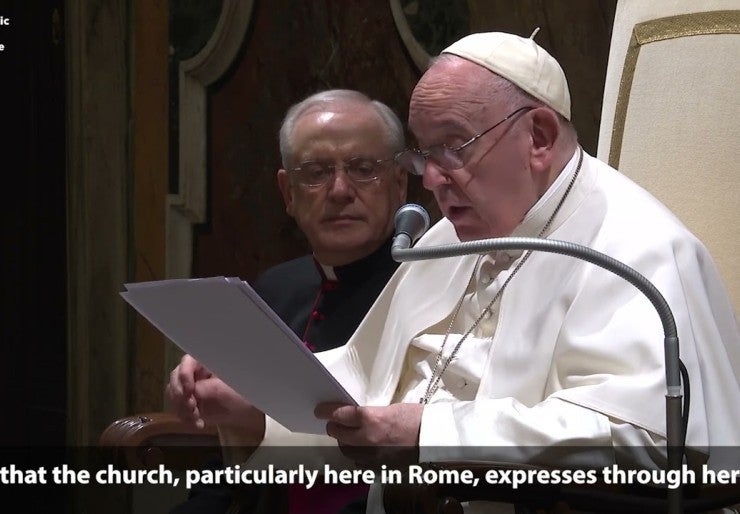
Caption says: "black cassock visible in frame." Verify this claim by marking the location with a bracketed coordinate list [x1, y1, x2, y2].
[252, 237, 399, 353]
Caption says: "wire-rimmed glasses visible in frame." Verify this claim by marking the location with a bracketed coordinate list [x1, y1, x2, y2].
[288, 156, 396, 188]
[395, 106, 535, 176]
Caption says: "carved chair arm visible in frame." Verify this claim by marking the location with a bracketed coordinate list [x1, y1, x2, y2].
[99, 412, 221, 471]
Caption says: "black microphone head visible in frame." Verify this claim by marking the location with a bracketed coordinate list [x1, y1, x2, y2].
[394, 204, 430, 246]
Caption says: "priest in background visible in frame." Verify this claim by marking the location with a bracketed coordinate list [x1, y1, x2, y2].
[167, 88, 409, 514]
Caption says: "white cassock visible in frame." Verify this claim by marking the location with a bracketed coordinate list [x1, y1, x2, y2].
[237, 150, 740, 513]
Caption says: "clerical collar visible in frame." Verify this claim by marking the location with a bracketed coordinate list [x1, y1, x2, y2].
[318, 263, 338, 281]
[314, 237, 396, 284]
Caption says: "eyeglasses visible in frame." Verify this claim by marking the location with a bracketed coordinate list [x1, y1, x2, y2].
[288, 156, 396, 188]
[395, 106, 535, 176]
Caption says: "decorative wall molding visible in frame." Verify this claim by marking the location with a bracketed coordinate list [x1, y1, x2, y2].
[165, 0, 254, 371]
[389, 0, 431, 72]
[168, 0, 254, 279]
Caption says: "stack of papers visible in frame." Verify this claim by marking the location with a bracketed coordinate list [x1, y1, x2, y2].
[121, 277, 357, 434]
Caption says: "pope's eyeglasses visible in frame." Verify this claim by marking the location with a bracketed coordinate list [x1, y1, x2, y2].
[395, 106, 535, 176]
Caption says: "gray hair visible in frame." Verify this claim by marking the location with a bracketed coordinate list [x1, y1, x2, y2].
[279, 89, 405, 168]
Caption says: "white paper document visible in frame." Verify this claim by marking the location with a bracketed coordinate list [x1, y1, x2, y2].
[121, 276, 357, 434]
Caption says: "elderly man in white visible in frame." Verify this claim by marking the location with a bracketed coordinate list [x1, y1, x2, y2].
[218, 32, 740, 513]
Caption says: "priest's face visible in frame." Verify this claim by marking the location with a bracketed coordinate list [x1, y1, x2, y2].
[277, 102, 407, 266]
[408, 58, 540, 241]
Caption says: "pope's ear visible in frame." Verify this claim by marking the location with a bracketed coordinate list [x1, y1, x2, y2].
[529, 107, 560, 171]
[276, 169, 295, 217]
[530, 108, 559, 150]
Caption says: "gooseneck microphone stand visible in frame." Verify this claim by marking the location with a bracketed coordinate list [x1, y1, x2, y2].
[392, 236, 685, 514]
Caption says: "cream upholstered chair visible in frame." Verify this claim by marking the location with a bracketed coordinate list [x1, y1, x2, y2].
[597, 0, 740, 314]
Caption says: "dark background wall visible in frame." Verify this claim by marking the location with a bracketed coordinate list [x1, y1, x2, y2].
[190, 0, 617, 282]
[1, 0, 67, 446]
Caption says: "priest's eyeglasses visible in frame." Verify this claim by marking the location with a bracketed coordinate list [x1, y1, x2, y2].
[395, 106, 535, 176]
[289, 156, 395, 188]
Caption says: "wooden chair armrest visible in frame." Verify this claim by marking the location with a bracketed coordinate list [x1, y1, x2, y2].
[99, 412, 221, 471]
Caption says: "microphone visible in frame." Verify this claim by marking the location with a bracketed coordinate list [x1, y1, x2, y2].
[391, 235, 686, 514]
[392, 204, 431, 252]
